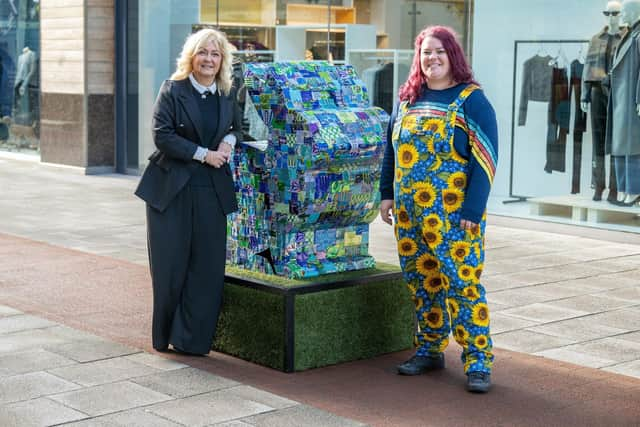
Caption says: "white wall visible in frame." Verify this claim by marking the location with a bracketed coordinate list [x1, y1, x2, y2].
[473, 0, 610, 198]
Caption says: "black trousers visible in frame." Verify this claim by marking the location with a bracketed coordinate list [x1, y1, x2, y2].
[544, 123, 567, 173]
[146, 175, 227, 354]
[590, 83, 617, 196]
[571, 131, 584, 194]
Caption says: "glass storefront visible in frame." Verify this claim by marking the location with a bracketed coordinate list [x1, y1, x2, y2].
[0, 0, 40, 155]
[474, 0, 640, 230]
[129, 0, 471, 169]
[126, 1, 638, 230]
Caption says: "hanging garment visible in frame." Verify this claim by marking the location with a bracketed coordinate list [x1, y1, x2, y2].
[544, 66, 569, 173]
[569, 59, 588, 193]
[518, 54, 554, 126]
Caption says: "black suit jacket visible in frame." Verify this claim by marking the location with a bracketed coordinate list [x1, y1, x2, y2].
[135, 78, 241, 214]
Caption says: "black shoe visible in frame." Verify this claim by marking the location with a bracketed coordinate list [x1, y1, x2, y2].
[397, 353, 445, 375]
[466, 371, 491, 393]
[172, 346, 207, 356]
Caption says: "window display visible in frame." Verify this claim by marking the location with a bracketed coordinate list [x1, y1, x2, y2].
[0, 0, 40, 154]
[511, 40, 589, 199]
[347, 49, 413, 114]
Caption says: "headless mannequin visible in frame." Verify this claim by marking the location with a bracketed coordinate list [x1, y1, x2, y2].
[581, 1, 623, 202]
[13, 46, 36, 125]
[611, 0, 640, 205]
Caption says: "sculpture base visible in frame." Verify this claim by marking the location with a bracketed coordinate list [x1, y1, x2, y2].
[214, 263, 413, 372]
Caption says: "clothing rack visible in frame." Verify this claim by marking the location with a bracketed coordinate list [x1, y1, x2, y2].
[504, 39, 588, 204]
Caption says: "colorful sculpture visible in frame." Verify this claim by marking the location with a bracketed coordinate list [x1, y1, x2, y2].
[227, 61, 389, 278]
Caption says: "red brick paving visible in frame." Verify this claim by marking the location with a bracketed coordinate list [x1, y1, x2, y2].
[1, 233, 638, 427]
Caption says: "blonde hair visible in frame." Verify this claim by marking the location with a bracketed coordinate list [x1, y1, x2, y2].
[170, 28, 234, 96]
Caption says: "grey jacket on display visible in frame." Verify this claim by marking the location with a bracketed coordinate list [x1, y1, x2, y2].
[606, 21, 640, 156]
[581, 27, 623, 101]
[518, 54, 553, 126]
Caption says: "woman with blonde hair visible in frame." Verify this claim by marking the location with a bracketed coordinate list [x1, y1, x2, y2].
[135, 28, 242, 355]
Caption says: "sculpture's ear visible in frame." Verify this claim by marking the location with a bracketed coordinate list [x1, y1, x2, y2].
[256, 249, 276, 274]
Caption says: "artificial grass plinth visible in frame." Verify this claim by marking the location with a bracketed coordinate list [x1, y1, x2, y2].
[213, 263, 414, 372]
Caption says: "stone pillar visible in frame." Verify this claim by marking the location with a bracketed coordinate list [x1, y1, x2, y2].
[39, 0, 115, 172]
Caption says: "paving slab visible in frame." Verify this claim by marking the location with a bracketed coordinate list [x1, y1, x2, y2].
[606, 286, 640, 303]
[212, 421, 254, 427]
[527, 317, 629, 342]
[222, 385, 298, 410]
[487, 287, 551, 307]
[0, 371, 81, 404]
[123, 352, 189, 371]
[618, 331, 640, 342]
[546, 294, 636, 313]
[239, 404, 368, 427]
[0, 397, 88, 427]
[0, 305, 22, 317]
[487, 312, 538, 334]
[492, 329, 577, 353]
[48, 355, 160, 387]
[131, 366, 240, 398]
[562, 337, 640, 364]
[0, 314, 56, 335]
[498, 302, 590, 323]
[61, 408, 182, 426]
[147, 389, 274, 426]
[525, 280, 604, 299]
[0, 349, 77, 377]
[603, 359, 640, 379]
[586, 308, 640, 330]
[49, 380, 172, 417]
[0, 329, 69, 355]
[46, 338, 140, 363]
[534, 347, 618, 369]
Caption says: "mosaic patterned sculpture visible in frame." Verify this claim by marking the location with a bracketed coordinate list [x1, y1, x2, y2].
[227, 61, 389, 278]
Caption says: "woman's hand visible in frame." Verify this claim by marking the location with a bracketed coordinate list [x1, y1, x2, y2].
[205, 149, 230, 168]
[379, 199, 394, 225]
[218, 141, 233, 156]
[459, 219, 477, 231]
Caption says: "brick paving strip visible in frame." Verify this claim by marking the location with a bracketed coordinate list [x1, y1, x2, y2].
[1, 232, 639, 426]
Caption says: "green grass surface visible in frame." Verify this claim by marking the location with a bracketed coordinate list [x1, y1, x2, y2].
[226, 262, 401, 287]
[215, 265, 413, 371]
[214, 284, 286, 370]
[294, 277, 413, 370]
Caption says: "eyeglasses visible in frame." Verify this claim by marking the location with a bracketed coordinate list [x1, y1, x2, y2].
[603, 11, 620, 16]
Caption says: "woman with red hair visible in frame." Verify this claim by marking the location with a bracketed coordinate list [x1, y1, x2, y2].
[379, 26, 498, 393]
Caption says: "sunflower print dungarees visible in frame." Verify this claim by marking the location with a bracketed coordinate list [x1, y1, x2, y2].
[392, 85, 494, 374]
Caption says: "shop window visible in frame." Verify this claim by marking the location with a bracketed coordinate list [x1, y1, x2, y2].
[0, 0, 40, 155]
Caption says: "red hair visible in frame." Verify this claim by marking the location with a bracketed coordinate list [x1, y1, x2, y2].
[398, 26, 478, 104]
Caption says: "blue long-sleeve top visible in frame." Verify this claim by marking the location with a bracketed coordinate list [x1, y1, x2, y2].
[379, 83, 499, 223]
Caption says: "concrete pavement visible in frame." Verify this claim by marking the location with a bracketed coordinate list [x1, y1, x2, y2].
[0, 154, 639, 426]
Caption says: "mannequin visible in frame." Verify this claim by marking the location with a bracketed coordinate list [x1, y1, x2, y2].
[581, 1, 623, 202]
[607, 0, 640, 206]
[13, 46, 36, 125]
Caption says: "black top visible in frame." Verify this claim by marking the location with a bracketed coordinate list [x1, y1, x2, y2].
[192, 85, 220, 148]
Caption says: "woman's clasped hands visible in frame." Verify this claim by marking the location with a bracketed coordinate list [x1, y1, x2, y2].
[205, 148, 230, 168]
